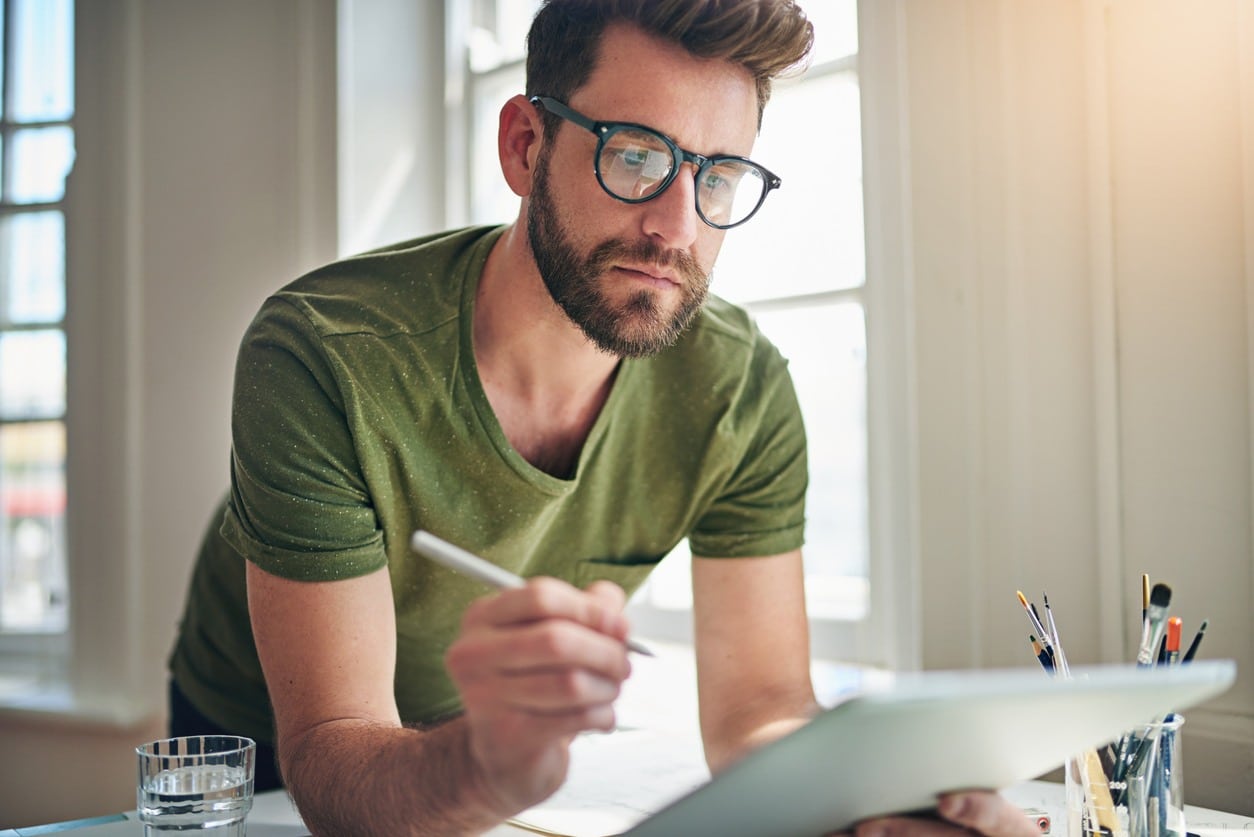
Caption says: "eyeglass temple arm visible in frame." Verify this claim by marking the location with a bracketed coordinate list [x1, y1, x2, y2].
[529, 96, 600, 134]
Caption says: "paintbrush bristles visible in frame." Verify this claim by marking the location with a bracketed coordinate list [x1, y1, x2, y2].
[1149, 582, 1171, 610]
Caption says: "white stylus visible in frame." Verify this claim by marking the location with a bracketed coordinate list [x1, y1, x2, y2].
[410, 529, 654, 657]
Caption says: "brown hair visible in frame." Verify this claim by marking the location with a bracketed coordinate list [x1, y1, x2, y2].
[525, 0, 814, 131]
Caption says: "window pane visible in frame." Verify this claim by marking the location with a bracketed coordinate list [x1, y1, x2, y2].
[12, 0, 75, 122]
[754, 302, 868, 619]
[2, 211, 66, 324]
[0, 329, 65, 419]
[801, 0, 857, 64]
[0, 421, 68, 633]
[468, 0, 541, 72]
[715, 71, 864, 303]
[9, 126, 75, 203]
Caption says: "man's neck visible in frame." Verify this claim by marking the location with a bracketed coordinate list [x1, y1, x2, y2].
[475, 224, 619, 399]
[472, 223, 621, 477]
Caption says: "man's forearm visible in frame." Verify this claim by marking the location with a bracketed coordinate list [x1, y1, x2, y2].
[702, 693, 821, 775]
[282, 716, 507, 836]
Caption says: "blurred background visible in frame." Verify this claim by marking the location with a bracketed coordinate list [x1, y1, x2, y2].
[0, 0, 1251, 826]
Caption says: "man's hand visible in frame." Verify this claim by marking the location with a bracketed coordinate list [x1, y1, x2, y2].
[445, 577, 634, 817]
[250, 565, 633, 835]
[850, 791, 1040, 837]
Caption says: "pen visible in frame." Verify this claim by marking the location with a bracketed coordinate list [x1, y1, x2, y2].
[410, 529, 655, 657]
[1182, 618, 1208, 663]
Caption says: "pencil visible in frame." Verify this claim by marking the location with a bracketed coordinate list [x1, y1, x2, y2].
[410, 529, 655, 657]
[1029, 635, 1053, 674]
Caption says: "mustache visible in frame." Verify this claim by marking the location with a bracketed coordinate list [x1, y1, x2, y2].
[585, 238, 706, 285]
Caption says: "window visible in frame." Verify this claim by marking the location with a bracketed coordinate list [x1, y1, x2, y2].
[452, 1, 886, 664]
[0, 0, 74, 671]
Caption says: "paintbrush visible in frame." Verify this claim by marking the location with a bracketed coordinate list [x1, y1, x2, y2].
[1182, 618, 1209, 663]
[1135, 582, 1172, 668]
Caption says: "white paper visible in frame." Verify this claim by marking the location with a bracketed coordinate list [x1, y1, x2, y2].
[508, 727, 710, 837]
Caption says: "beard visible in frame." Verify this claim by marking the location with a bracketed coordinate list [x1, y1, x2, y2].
[526, 148, 711, 359]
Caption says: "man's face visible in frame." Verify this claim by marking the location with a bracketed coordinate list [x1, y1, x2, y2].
[525, 24, 760, 358]
[527, 141, 710, 358]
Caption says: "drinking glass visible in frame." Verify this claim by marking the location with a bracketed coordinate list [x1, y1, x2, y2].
[136, 735, 256, 835]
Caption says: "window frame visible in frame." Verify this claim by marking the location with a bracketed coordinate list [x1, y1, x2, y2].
[0, 0, 74, 674]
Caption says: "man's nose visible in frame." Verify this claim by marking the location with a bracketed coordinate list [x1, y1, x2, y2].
[639, 166, 701, 250]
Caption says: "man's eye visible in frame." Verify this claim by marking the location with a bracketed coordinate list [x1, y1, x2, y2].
[621, 147, 650, 168]
[702, 171, 728, 190]
[611, 147, 669, 181]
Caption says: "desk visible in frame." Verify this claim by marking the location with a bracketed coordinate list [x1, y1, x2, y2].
[7, 651, 1250, 835]
[0, 789, 532, 836]
[5, 781, 1250, 837]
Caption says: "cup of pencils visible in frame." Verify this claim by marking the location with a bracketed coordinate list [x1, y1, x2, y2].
[1016, 579, 1206, 837]
[1064, 713, 1185, 837]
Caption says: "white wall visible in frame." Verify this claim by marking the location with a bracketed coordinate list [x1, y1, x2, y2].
[893, 0, 1254, 814]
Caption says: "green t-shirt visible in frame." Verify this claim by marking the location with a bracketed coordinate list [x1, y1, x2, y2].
[170, 225, 807, 745]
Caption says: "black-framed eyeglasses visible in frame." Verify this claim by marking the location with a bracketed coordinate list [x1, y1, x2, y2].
[530, 95, 780, 230]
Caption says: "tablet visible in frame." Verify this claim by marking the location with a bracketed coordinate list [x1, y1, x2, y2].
[623, 660, 1236, 837]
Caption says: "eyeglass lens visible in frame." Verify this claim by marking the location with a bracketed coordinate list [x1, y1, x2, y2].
[597, 127, 767, 228]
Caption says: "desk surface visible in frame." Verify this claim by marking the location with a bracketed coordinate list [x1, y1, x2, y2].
[6, 650, 1251, 836]
[0, 790, 530, 836]
[5, 781, 1250, 837]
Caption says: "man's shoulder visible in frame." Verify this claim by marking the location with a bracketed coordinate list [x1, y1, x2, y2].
[349, 224, 504, 262]
[264, 225, 504, 339]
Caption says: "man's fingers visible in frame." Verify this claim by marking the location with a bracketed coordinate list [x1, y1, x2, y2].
[849, 793, 1035, 837]
[464, 576, 630, 643]
[852, 815, 959, 837]
[937, 792, 1039, 837]
[460, 663, 624, 712]
[584, 579, 627, 609]
[449, 615, 631, 681]
[475, 701, 618, 741]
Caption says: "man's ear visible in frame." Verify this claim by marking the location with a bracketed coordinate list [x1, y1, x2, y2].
[499, 94, 545, 198]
